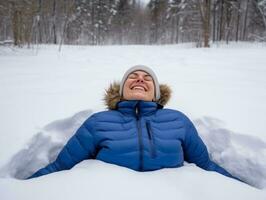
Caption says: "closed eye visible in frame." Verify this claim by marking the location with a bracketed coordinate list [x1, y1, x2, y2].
[144, 75, 152, 81]
[128, 74, 138, 79]
[128, 73, 152, 80]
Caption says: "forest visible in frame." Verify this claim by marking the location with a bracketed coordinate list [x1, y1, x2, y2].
[0, 0, 266, 47]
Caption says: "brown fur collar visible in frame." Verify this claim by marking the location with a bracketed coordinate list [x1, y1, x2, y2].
[104, 82, 172, 110]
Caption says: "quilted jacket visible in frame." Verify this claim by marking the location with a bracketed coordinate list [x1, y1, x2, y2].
[29, 83, 236, 179]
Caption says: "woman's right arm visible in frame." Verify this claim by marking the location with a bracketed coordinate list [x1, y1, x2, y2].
[28, 118, 96, 179]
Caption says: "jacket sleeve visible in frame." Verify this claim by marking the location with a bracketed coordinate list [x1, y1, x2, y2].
[27, 117, 96, 179]
[182, 117, 239, 180]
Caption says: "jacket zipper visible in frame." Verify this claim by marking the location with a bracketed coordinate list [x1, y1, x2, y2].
[135, 104, 144, 171]
[146, 121, 157, 158]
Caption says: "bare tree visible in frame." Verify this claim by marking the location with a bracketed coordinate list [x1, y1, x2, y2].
[197, 0, 211, 47]
[1, 0, 266, 46]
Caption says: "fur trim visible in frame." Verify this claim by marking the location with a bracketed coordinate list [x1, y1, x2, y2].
[104, 82, 171, 110]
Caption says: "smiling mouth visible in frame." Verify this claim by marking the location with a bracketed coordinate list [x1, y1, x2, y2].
[131, 86, 147, 91]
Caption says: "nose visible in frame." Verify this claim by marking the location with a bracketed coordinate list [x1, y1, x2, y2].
[136, 75, 144, 83]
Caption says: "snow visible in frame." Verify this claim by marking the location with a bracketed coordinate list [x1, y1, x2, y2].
[1, 160, 265, 200]
[0, 43, 266, 199]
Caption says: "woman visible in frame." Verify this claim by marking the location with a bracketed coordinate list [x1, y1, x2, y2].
[28, 65, 237, 180]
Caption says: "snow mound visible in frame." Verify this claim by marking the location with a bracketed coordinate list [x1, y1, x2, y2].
[0, 110, 92, 180]
[0, 160, 265, 200]
[195, 117, 266, 189]
[0, 110, 265, 190]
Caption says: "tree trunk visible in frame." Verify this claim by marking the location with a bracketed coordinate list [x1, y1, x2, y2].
[205, 0, 211, 47]
[219, 0, 224, 41]
[52, 0, 57, 44]
[242, 0, 249, 41]
[212, 2, 216, 42]
[235, 0, 241, 42]
[198, 0, 211, 47]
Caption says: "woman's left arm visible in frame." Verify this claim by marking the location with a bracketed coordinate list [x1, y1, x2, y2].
[182, 118, 239, 180]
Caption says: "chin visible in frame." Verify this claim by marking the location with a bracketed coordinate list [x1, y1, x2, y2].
[130, 94, 149, 101]
[124, 91, 152, 101]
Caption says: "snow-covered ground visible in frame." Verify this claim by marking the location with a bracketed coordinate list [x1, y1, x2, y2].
[0, 43, 266, 199]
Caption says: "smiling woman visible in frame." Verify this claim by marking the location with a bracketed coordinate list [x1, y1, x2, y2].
[122, 71, 155, 101]
[27, 65, 242, 184]
[119, 65, 160, 102]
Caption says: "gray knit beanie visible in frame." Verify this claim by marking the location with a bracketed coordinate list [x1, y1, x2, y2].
[119, 65, 160, 101]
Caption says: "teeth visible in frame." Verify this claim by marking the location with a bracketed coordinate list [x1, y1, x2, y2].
[133, 86, 145, 91]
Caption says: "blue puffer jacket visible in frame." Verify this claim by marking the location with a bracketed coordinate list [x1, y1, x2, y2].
[29, 84, 236, 179]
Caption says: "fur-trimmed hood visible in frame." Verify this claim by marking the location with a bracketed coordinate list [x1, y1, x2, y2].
[104, 82, 172, 110]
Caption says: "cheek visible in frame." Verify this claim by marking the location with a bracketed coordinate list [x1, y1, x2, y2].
[125, 80, 132, 88]
[123, 81, 132, 95]
[148, 84, 155, 94]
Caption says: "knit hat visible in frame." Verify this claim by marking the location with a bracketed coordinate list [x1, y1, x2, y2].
[119, 65, 160, 101]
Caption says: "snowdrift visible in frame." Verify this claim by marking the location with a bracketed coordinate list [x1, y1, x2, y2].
[0, 110, 266, 191]
[1, 44, 266, 199]
[0, 160, 265, 200]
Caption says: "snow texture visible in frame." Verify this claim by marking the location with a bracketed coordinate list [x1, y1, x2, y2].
[195, 117, 266, 189]
[0, 110, 92, 180]
[0, 111, 265, 190]
[0, 43, 266, 199]
[1, 160, 266, 200]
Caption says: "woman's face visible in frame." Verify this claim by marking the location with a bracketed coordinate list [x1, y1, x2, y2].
[122, 70, 155, 101]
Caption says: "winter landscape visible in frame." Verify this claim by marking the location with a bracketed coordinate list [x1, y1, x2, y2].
[1, 0, 266, 199]
[0, 43, 266, 199]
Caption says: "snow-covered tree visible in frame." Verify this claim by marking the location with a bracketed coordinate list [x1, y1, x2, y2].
[148, 0, 169, 44]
